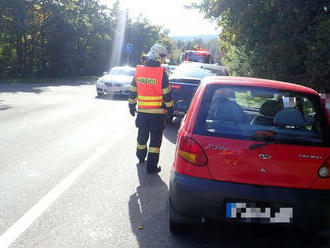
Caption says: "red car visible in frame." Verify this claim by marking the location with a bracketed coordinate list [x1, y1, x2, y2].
[181, 50, 212, 64]
[169, 77, 330, 234]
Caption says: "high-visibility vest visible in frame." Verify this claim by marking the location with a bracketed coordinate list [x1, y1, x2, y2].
[135, 65, 164, 110]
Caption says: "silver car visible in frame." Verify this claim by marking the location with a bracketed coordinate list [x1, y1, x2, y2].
[96, 66, 136, 97]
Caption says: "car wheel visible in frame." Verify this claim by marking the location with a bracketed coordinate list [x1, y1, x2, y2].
[169, 199, 189, 235]
[97, 92, 104, 97]
[169, 220, 186, 234]
[299, 228, 327, 246]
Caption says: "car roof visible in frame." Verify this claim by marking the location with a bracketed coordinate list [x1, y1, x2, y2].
[202, 76, 319, 95]
[179, 62, 226, 71]
[111, 66, 135, 70]
[185, 50, 210, 55]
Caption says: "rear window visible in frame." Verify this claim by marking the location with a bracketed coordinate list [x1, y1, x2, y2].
[194, 85, 330, 147]
[171, 63, 224, 79]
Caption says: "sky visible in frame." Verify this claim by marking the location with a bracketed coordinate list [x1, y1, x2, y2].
[100, 0, 219, 36]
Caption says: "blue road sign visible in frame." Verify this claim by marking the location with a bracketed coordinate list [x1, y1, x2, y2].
[125, 43, 134, 54]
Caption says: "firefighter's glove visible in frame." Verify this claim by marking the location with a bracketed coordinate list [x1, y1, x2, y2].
[166, 107, 174, 124]
[129, 106, 136, 117]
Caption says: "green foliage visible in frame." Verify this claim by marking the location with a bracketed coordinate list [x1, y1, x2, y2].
[172, 38, 221, 64]
[0, 0, 176, 77]
[195, 0, 330, 92]
[124, 16, 161, 66]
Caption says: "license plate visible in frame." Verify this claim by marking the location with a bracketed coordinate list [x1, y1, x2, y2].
[107, 86, 120, 92]
[225, 202, 293, 223]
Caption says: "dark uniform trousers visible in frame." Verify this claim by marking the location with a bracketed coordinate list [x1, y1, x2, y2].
[135, 112, 165, 172]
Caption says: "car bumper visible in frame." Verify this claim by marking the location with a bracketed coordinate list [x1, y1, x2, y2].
[96, 85, 130, 95]
[169, 171, 330, 230]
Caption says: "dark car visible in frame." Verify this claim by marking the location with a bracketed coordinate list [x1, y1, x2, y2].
[169, 62, 228, 121]
[169, 76, 330, 236]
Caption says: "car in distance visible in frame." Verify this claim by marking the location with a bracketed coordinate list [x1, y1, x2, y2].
[161, 64, 177, 77]
[169, 76, 330, 235]
[96, 66, 135, 97]
[168, 65, 178, 74]
[181, 49, 212, 64]
[161, 64, 171, 77]
[169, 62, 228, 119]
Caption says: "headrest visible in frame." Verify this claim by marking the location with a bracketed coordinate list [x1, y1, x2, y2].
[215, 100, 247, 123]
[274, 108, 306, 128]
[259, 100, 282, 117]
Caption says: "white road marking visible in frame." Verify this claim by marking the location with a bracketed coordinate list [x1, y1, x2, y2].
[0, 133, 126, 248]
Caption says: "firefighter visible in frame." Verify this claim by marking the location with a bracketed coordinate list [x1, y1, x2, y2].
[128, 43, 174, 174]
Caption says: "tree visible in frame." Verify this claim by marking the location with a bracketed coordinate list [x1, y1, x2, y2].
[0, 0, 177, 76]
[0, 0, 114, 77]
[194, 0, 330, 92]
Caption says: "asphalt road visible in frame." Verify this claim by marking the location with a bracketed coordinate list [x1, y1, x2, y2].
[0, 81, 329, 248]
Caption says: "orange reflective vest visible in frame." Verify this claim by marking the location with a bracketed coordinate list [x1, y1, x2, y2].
[135, 65, 165, 111]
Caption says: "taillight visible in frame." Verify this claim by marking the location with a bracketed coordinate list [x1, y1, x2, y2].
[178, 136, 208, 166]
[170, 83, 182, 89]
[318, 157, 330, 178]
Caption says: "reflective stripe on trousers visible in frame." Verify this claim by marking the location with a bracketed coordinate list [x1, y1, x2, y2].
[149, 147, 160, 153]
[136, 125, 163, 171]
[137, 143, 147, 150]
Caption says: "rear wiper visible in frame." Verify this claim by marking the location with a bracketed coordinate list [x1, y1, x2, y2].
[249, 140, 281, 150]
[249, 136, 304, 150]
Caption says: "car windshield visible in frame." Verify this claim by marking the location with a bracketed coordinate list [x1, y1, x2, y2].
[171, 63, 224, 79]
[194, 85, 330, 146]
[108, 67, 135, 76]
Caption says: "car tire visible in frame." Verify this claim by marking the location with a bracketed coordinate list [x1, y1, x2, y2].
[97, 92, 104, 97]
[299, 228, 327, 246]
[168, 199, 190, 235]
[169, 220, 186, 235]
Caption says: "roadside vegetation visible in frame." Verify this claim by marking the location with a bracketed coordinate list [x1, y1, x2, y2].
[0, 0, 177, 79]
[1, 0, 328, 92]
[193, 0, 330, 92]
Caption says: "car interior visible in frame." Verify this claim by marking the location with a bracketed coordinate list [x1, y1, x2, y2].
[250, 100, 282, 126]
[200, 86, 326, 144]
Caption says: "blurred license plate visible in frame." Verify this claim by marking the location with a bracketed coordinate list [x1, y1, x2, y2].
[225, 202, 293, 223]
[108, 86, 120, 92]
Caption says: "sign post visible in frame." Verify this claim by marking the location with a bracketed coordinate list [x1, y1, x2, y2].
[125, 43, 134, 65]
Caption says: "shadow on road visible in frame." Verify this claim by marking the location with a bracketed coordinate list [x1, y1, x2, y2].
[0, 80, 95, 94]
[0, 99, 12, 111]
[128, 163, 170, 247]
[95, 94, 128, 101]
[198, 223, 304, 248]
[127, 165, 329, 247]
[163, 118, 181, 144]
[128, 163, 233, 248]
[128, 163, 207, 248]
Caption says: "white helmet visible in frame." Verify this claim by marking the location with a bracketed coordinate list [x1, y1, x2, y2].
[147, 43, 168, 62]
